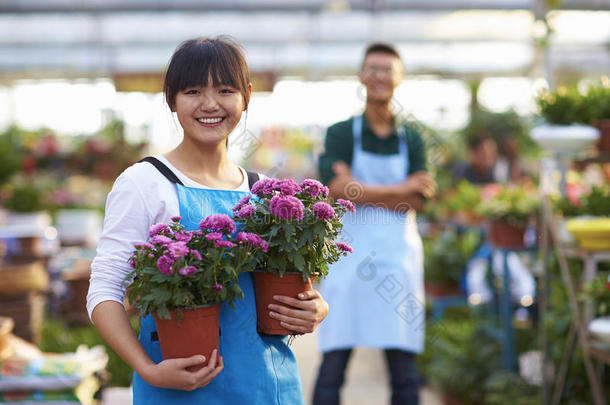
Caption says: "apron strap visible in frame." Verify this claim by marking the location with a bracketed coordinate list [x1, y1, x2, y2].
[139, 156, 260, 191]
[138, 156, 184, 185]
[247, 171, 260, 191]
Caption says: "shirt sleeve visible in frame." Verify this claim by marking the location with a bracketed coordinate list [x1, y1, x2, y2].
[317, 121, 354, 185]
[86, 172, 154, 321]
[405, 125, 427, 174]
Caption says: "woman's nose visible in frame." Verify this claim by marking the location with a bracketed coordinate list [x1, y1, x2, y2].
[199, 93, 219, 111]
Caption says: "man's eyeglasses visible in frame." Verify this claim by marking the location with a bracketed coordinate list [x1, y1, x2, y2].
[362, 65, 395, 77]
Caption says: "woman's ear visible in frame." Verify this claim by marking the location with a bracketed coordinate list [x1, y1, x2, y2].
[244, 82, 253, 111]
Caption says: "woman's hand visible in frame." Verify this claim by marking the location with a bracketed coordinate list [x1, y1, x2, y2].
[268, 289, 329, 334]
[140, 349, 224, 391]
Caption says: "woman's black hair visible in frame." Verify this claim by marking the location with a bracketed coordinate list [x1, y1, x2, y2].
[164, 36, 251, 112]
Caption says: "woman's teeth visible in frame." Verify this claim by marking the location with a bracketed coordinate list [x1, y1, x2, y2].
[197, 117, 223, 124]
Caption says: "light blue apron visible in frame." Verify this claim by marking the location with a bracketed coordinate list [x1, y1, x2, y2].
[318, 115, 425, 354]
[132, 172, 304, 404]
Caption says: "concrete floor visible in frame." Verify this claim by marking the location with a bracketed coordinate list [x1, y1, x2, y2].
[102, 331, 443, 405]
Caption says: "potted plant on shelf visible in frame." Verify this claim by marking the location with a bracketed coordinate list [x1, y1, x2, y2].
[232, 178, 354, 335]
[125, 216, 268, 367]
[476, 183, 540, 249]
[581, 274, 610, 346]
[532, 86, 600, 157]
[582, 81, 610, 153]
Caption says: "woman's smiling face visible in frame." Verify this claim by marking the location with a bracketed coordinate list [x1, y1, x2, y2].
[174, 82, 250, 146]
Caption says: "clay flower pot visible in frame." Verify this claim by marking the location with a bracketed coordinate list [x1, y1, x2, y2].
[153, 304, 221, 370]
[252, 271, 313, 335]
[488, 221, 526, 249]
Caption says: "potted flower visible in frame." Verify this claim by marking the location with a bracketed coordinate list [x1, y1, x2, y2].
[232, 178, 354, 335]
[125, 215, 268, 366]
[476, 183, 540, 249]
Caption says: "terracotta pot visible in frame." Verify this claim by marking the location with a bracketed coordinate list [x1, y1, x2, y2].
[424, 282, 462, 298]
[442, 392, 464, 405]
[252, 271, 313, 335]
[153, 304, 220, 370]
[488, 221, 526, 249]
[597, 119, 610, 154]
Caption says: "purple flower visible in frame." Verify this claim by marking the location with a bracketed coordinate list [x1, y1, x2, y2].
[236, 232, 269, 253]
[178, 266, 197, 276]
[275, 179, 301, 196]
[300, 179, 325, 198]
[336, 242, 354, 254]
[190, 250, 202, 261]
[251, 178, 278, 197]
[232, 195, 252, 212]
[337, 198, 356, 213]
[168, 241, 189, 258]
[134, 242, 155, 250]
[157, 255, 174, 275]
[215, 240, 235, 249]
[150, 235, 172, 245]
[236, 204, 254, 218]
[174, 231, 192, 242]
[128, 258, 136, 269]
[148, 223, 169, 237]
[321, 186, 330, 199]
[147, 253, 155, 259]
[171, 216, 182, 222]
[199, 214, 236, 234]
[312, 202, 335, 220]
[213, 284, 223, 292]
[205, 232, 223, 241]
[269, 195, 305, 221]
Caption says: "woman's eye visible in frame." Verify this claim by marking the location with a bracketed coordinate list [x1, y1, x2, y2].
[220, 88, 235, 94]
[184, 89, 199, 95]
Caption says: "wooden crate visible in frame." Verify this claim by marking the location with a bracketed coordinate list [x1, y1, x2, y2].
[0, 292, 46, 344]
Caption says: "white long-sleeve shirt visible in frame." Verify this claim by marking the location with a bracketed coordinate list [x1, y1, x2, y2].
[86, 156, 252, 320]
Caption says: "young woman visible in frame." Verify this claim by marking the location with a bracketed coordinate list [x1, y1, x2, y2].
[86, 37, 328, 404]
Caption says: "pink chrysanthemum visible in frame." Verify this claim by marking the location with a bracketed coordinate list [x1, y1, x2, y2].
[336, 242, 354, 254]
[236, 232, 269, 253]
[168, 241, 189, 258]
[215, 240, 235, 249]
[190, 250, 202, 261]
[171, 216, 182, 222]
[205, 232, 223, 241]
[157, 255, 174, 275]
[300, 179, 326, 198]
[269, 195, 305, 221]
[236, 204, 255, 218]
[148, 223, 169, 237]
[174, 231, 192, 242]
[312, 202, 335, 220]
[178, 266, 197, 276]
[147, 253, 155, 259]
[150, 235, 172, 245]
[213, 284, 223, 292]
[199, 214, 236, 234]
[337, 198, 356, 213]
[274, 179, 302, 196]
[232, 195, 252, 212]
[128, 258, 136, 269]
[251, 178, 279, 197]
[134, 242, 155, 250]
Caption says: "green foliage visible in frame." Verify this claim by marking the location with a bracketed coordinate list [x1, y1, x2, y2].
[483, 371, 539, 405]
[424, 228, 482, 285]
[234, 179, 352, 281]
[423, 319, 501, 404]
[3, 184, 45, 212]
[554, 186, 610, 217]
[0, 125, 25, 185]
[580, 274, 610, 317]
[476, 184, 540, 227]
[537, 81, 610, 125]
[40, 317, 139, 387]
[126, 218, 265, 319]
